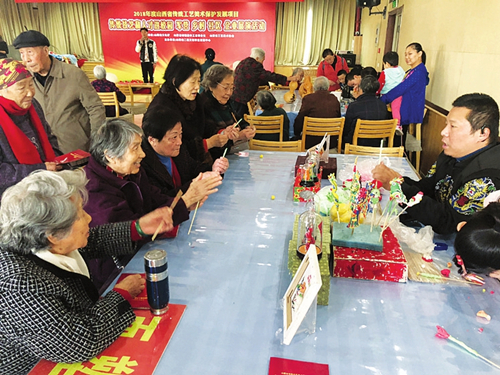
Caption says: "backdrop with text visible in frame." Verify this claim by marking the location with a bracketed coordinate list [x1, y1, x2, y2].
[98, 2, 277, 82]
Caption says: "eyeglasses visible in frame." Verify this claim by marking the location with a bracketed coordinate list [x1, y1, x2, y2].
[217, 82, 235, 92]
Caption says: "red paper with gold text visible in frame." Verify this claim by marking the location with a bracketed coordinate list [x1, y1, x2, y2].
[29, 305, 186, 375]
[268, 357, 329, 375]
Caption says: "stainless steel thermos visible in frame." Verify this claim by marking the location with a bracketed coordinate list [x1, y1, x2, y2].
[144, 249, 170, 315]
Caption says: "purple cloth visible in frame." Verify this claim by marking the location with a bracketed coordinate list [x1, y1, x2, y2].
[84, 156, 190, 291]
[0, 99, 61, 197]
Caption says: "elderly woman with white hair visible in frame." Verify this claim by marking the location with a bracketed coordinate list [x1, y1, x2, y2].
[85, 118, 216, 291]
[91, 65, 129, 117]
[0, 169, 175, 374]
[293, 76, 341, 149]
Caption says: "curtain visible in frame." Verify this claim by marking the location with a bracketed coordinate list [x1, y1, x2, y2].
[0, 0, 103, 61]
[275, 0, 357, 66]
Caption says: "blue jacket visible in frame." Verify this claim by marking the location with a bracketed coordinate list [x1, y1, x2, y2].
[381, 63, 429, 126]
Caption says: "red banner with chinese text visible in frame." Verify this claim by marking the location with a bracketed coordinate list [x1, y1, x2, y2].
[98, 2, 277, 82]
[29, 305, 186, 375]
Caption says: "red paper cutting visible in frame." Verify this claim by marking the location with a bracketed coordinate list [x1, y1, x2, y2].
[29, 304, 186, 375]
[268, 357, 329, 375]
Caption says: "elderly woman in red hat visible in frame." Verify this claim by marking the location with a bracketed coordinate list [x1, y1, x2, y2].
[0, 58, 61, 196]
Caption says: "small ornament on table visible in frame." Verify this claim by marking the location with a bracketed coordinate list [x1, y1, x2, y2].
[327, 173, 341, 223]
[455, 255, 486, 286]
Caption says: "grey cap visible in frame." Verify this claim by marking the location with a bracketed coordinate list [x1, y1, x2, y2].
[13, 30, 50, 49]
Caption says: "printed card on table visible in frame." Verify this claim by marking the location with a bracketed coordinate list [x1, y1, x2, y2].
[268, 357, 329, 375]
[29, 305, 186, 375]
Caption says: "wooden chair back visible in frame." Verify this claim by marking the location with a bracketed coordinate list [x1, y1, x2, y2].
[247, 97, 257, 116]
[244, 114, 284, 142]
[116, 84, 134, 105]
[301, 116, 345, 152]
[249, 139, 302, 152]
[352, 119, 398, 147]
[97, 92, 120, 117]
[344, 143, 405, 157]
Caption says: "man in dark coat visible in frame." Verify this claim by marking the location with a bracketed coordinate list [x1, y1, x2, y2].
[231, 47, 299, 118]
[342, 75, 390, 147]
[294, 76, 341, 149]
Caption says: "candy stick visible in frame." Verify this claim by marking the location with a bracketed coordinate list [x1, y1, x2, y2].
[378, 139, 383, 164]
[187, 201, 200, 235]
[152, 190, 183, 241]
[222, 148, 228, 158]
[436, 326, 500, 370]
[233, 117, 243, 128]
[416, 272, 471, 284]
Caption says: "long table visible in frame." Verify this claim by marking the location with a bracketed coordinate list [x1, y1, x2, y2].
[121, 151, 500, 374]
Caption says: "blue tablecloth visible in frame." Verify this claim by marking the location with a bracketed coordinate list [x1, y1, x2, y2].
[118, 152, 500, 375]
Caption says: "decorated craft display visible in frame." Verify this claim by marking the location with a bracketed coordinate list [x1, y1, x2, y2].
[297, 191, 323, 260]
[298, 76, 313, 98]
[284, 81, 298, 103]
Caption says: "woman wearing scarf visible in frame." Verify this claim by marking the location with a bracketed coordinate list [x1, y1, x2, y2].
[0, 58, 61, 196]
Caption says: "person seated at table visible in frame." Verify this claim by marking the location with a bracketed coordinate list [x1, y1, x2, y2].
[231, 47, 300, 118]
[361, 66, 378, 79]
[0, 58, 62, 196]
[346, 68, 362, 99]
[84, 118, 195, 292]
[199, 64, 255, 159]
[0, 169, 175, 374]
[454, 201, 500, 277]
[293, 76, 340, 149]
[337, 69, 351, 98]
[342, 75, 390, 148]
[255, 90, 290, 141]
[372, 93, 500, 234]
[141, 105, 227, 198]
[284, 67, 305, 87]
[146, 54, 227, 164]
[91, 65, 129, 117]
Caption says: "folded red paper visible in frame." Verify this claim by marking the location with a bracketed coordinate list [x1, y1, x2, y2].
[116, 273, 149, 309]
[54, 149, 90, 169]
[268, 357, 329, 375]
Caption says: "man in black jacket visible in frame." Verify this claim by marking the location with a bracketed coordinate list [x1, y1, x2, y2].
[135, 28, 157, 83]
[343, 75, 390, 148]
[373, 93, 500, 234]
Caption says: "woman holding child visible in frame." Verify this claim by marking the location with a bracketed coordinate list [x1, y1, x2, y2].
[380, 42, 429, 144]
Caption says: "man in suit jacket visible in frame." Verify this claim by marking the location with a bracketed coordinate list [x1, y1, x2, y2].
[343, 75, 390, 148]
[294, 76, 341, 149]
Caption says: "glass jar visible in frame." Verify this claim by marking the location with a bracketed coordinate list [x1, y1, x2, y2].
[296, 194, 323, 260]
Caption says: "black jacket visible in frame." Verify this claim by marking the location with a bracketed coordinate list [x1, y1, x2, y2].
[402, 143, 500, 234]
[343, 93, 390, 147]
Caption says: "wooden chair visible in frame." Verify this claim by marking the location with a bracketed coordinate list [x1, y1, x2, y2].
[344, 143, 405, 157]
[249, 139, 302, 152]
[116, 84, 147, 115]
[244, 114, 284, 141]
[247, 96, 257, 116]
[97, 92, 133, 121]
[352, 119, 398, 147]
[301, 116, 345, 152]
[407, 108, 428, 173]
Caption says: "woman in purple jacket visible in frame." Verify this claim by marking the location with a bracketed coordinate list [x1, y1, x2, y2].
[380, 42, 429, 146]
[84, 118, 204, 292]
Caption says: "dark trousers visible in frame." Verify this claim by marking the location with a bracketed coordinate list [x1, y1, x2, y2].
[141, 62, 154, 83]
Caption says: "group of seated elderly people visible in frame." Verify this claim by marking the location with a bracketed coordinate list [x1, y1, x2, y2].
[0, 55, 240, 374]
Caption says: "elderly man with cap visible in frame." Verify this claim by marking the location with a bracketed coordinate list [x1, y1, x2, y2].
[13, 30, 105, 154]
[0, 58, 62, 196]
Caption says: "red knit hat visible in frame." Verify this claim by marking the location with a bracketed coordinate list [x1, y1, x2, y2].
[0, 59, 31, 90]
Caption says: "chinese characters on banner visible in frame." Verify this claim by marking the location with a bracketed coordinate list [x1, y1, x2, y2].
[99, 3, 276, 82]
[29, 305, 186, 375]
